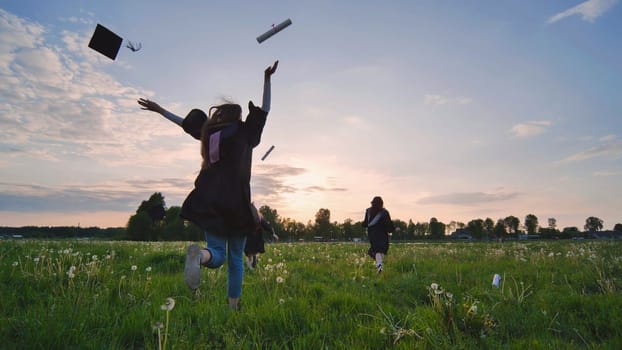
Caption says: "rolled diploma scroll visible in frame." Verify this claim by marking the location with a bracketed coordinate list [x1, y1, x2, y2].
[257, 19, 293, 43]
[261, 145, 275, 161]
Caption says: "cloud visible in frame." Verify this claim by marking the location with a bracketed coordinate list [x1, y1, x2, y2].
[548, 0, 618, 23]
[0, 9, 188, 168]
[592, 170, 622, 176]
[0, 179, 188, 212]
[303, 185, 347, 192]
[510, 120, 551, 138]
[424, 94, 472, 106]
[561, 139, 622, 162]
[418, 191, 519, 205]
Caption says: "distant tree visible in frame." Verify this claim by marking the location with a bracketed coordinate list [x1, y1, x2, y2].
[467, 219, 485, 239]
[160, 206, 184, 241]
[539, 227, 559, 238]
[614, 223, 622, 232]
[413, 222, 428, 237]
[548, 218, 557, 230]
[562, 226, 580, 238]
[126, 211, 153, 241]
[137, 192, 166, 221]
[259, 205, 284, 238]
[456, 222, 466, 229]
[447, 221, 457, 235]
[584, 216, 603, 232]
[341, 218, 355, 241]
[392, 219, 407, 240]
[281, 218, 307, 241]
[314, 208, 332, 238]
[126, 192, 169, 241]
[484, 218, 495, 239]
[524, 214, 539, 235]
[429, 217, 446, 239]
[493, 219, 507, 239]
[406, 219, 416, 238]
[504, 216, 520, 234]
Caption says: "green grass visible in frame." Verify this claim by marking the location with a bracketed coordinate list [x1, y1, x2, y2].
[1, 240, 621, 349]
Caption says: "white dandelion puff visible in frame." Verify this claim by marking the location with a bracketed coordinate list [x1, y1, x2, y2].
[276, 276, 284, 283]
[145, 266, 152, 272]
[12, 261, 19, 267]
[161, 297, 176, 311]
[131, 265, 137, 271]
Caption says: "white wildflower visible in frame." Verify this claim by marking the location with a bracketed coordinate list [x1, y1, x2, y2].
[276, 276, 284, 283]
[131, 265, 137, 271]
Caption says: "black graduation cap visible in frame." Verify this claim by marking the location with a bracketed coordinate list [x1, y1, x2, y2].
[88, 24, 123, 60]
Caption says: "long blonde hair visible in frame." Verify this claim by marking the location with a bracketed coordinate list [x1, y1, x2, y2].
[200, 103, 242, 169]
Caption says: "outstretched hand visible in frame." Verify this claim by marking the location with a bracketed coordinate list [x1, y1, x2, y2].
[137, 98, 164, 114]
[264, 60, 278, 79]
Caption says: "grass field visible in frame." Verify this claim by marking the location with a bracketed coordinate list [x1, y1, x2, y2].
[1, 239, 621, 349]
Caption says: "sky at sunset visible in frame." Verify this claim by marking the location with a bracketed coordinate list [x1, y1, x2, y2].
[1, 1, 621, 230]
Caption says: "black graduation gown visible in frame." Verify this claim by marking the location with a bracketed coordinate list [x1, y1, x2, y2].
[180, 104, 267, 237]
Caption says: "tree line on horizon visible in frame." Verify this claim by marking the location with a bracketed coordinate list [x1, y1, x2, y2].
[122, 193, 622, 242]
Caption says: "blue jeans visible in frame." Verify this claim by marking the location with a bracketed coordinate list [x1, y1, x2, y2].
[204, 231, 247, 299]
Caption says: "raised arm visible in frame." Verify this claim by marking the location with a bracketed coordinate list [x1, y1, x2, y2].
[137, 98, 183, 127]
[261, 61, 278, 113]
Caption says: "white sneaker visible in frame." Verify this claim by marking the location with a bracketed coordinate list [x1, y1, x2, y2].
[184, 244, 202, 290]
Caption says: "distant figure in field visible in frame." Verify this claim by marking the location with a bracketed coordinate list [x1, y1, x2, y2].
[245, 204, 279, 270]
[137, 60, 278, 310]
[362, 196, 395, 273]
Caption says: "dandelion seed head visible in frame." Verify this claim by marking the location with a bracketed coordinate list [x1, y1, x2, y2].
[131, 265, 137, 271]
[276, 276, 284, 283]
[279, 298, 285, 304]
[161, 297, 176, 311]
[92, 255, 98, 261]
[430, 283, 439, 290]
[12, 261, 18, 267]
[145, 267, 152, 272]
